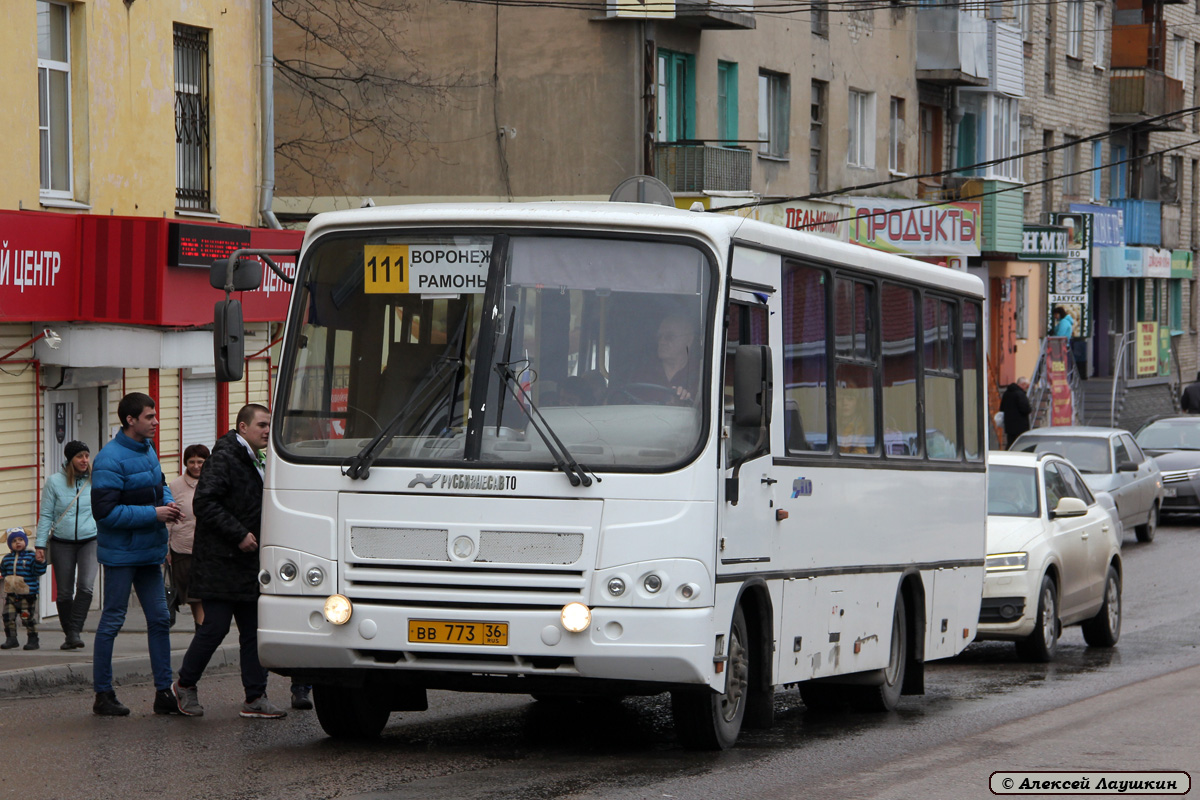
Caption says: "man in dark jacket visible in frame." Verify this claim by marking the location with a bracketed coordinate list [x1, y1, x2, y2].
[1182, 372, 1200, 413]
[1000, 377, 1033, 448]
[173, 404, 286, 719]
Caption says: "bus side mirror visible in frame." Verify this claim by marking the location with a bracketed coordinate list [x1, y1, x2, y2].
[214, 299, 245, 382]
[733, 345, 772, 428]
[211, 257, 263, 292]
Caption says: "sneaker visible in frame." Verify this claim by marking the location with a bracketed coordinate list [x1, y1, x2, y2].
[240, 695, 287, 719]
[291, 685, 313, 710]
[173, 681, 204, 717]
[154, 687, 182, 715]
[93, 691, 130, 717]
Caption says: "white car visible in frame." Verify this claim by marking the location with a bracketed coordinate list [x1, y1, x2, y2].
[980, 451, 1123, 661]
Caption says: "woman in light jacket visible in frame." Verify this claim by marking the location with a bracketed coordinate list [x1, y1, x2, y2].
[35, 440, 98, 650]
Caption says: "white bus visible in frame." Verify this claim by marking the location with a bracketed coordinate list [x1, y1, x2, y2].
[240, 202, 987, 749]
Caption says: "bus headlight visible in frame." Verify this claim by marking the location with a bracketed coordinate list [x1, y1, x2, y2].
[323, 594, 352, 625]
[643, 574, 663, 593]
[606, 577, 626, 597]
[560, 602, 591, 633]
[279, 561, 298, 582]
[305, 566, 325, 586]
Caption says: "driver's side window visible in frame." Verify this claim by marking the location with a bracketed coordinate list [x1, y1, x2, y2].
[1043, 463, 1071, 513]
[725, 301, 769, 466]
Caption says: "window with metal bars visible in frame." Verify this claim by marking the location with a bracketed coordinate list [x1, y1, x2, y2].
[174, 24, 211, 211]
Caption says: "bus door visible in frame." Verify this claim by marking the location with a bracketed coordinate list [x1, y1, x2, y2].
[718, 254, 780, 572]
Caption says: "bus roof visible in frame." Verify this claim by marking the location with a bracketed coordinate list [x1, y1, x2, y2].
[302, 201, 985, 298]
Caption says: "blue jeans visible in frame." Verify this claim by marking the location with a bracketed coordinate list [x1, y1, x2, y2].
[93, 564, 173, 693]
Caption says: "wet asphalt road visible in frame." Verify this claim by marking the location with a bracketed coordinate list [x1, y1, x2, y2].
[3, 521, 1197, 800]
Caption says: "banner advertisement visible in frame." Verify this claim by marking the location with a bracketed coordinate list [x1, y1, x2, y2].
[1047, 212, 1093, 338]
[1069, 203, 1125, 248]
[748, 200, 849, 241]
[1136, 322, 1159, 376]
[1046, 337, 1075, 426]
[846, 198, 980, 256]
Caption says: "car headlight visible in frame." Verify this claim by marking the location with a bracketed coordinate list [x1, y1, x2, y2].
[986, 552, 1029, 572]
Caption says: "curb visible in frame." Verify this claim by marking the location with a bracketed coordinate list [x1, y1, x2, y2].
[0, 643, 241, 697]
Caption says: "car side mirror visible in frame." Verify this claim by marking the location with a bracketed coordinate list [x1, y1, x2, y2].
[1117, 460, 1138, 472]
[1050, 496, 1089, 519]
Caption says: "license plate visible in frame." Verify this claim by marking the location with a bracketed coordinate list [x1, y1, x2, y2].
[1164, 487, 1178, 497]
[408, 619, 508, 646]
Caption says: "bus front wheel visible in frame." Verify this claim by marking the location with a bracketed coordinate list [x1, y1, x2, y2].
[671, 606, 749, 750]
[313, 684, 392, 739]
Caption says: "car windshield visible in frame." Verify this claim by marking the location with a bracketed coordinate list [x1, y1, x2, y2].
[274, 231, 715, 471]
[988, 465, 1040, 517]
[1012, 436, 1111, 474]
[1135, 418, 1200, 451]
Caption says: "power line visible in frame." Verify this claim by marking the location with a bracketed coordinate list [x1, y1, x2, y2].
[729, 135, 1200, 234]
[712, 105, 1200, 214]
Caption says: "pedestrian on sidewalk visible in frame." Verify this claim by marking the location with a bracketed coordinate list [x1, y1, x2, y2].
[1181, 372, 1200, 413]
[1000, 378, 1033, 448]
[2, 528, 47, 651]
[174, 404, 289, 720]
[167, 443, 210, 629]
[90, 392, 183, 717]
[35, 440, 97, 650]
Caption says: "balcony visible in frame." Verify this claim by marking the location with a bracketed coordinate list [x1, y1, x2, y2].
[1110, 68, 1185, 128]
[608, 0, 755, 29]
[1110, 198, 1162, 247]
[916, 9, 989, 87]
[653, 144, 751, 193]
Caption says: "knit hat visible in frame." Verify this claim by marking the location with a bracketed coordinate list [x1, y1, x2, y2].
[6, 528, 27, 548]
[64, 440, 90, 461]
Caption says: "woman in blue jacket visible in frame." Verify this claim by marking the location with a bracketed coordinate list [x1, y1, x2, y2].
[35, 440, 97, 650]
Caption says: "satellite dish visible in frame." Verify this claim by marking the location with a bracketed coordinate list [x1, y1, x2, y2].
[609, 175, 675, 207]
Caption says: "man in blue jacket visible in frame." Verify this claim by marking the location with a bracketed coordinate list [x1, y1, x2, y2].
[90, 392, 183, 716]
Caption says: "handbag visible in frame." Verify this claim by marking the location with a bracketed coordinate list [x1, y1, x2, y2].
[3, 556, 29, 595]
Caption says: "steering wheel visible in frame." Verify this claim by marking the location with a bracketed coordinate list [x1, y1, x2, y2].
[610, 383, 681, 405]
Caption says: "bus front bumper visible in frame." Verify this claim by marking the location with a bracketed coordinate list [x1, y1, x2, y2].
[258, 595, 720, 689]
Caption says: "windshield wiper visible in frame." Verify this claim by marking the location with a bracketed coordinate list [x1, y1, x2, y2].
[343, 357, 461, 481]
[494, 360, 594, 487]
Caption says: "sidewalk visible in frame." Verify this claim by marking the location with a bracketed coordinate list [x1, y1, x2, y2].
[0, 597, 239, 696]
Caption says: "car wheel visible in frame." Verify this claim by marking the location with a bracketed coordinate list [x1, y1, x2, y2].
[1135, 502, 1158, 543]
[1015, 574, 1059, 662]
[1081, 565, 1121, 647]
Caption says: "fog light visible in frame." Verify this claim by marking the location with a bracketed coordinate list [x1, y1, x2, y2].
[258, 570, 271, 586]
[1000, 604, 1019, 620]
[305, 566, 324, 587]
[607, 577, 626, 597]
[323, 594, 352, 625]
[643, 574, 662, 593]
[560, 602, 591, 633]
[279, 561, 297, 582]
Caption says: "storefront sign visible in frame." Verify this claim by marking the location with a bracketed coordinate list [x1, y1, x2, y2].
[0, 210, 81, 321]
[748, 200, 848, 241]
[1144, 248, 1172, 279]
[1020, 225, 1069, 261]
[1069, 203, 1124, 248]
[1171, 250, 1193, 279]
[1136, 322, 1159, 376]
[1094, 247, 1143, 278]
[167, 222, 251, 268]
[1047, 213, 1093, 338]
[1046, 338, 1074, 426]
[847, 199, 980, 256]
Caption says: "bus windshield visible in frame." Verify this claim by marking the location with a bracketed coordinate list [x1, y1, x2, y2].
[275, 231, 715, 471]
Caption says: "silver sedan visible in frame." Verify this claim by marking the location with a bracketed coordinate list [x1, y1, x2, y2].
[1010, 426, 1163, 543]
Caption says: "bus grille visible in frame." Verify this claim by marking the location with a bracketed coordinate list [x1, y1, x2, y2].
[343, 562, 586, 607]
[349, 526, 584, 565]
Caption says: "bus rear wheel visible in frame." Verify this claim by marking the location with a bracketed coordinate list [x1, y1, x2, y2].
[313, 684, 392, 739]
[671, 606, 749, 750]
